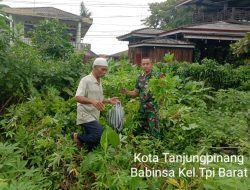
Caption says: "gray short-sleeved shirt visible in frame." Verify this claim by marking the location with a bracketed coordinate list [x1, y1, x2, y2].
[75, 72, 103, 125]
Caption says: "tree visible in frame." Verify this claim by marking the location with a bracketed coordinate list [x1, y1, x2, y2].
[80, 1, 91, 18]
[0, 15, 9, 52]
[0, 6, 11, 59]
[0, 1, 10, 50]
[231, 32, 250, 64]
[143, 0, 193, 29]
[30, 19, 74, 59]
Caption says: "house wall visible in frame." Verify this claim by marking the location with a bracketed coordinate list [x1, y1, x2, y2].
[129, 46, 193, 64]
[11, 15, 78, 39]
[191, 1, 250, 24]
[7, 14, 91, 51]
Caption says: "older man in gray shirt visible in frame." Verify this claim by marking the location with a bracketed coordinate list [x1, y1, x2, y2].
[72, 57, 118, 150]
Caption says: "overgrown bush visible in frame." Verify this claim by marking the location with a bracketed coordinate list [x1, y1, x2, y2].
[30, 19, 74, 59]
[0, 42, 89, 111]
[0, 47, 250, 190]
[231, 32, 250, 64]
[156, 58, 250, 90]
[0, 142, 51, 190]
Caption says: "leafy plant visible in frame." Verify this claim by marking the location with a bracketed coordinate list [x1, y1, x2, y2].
[0, 142, 51, 190]
[144, 0, 193, 29]
[100, 126, 120, 152]
[30, 19, 74, 59]
[0, 55, 249, 189]
[231, 32, 250, 64]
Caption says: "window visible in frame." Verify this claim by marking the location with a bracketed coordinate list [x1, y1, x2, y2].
[24, 24, 34, 38]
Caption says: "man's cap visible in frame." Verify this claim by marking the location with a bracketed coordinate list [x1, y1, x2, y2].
[92, 57, 108, 68]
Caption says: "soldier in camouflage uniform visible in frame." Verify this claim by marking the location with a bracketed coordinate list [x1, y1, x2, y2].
[122, 58, 163, 138]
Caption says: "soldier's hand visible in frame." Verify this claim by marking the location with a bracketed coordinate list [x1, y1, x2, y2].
[120, 88, 128, 94]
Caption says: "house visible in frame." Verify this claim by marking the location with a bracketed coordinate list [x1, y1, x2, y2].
[171, 0, 250, 61]
[176, 0, 250, 24]
[117, 28, 195, 64]
[159, 21, 250, 62]
[82, 49, 97, 64]
[2, 7, 93, 51]
[117, 0, 250, 63]
[109, 50, 128, 60]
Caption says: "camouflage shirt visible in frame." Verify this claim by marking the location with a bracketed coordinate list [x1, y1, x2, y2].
[135, 71, 162, 113]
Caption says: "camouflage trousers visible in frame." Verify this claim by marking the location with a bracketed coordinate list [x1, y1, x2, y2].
[140, 110, 160, 138]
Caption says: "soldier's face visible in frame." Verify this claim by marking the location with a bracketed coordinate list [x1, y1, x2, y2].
[141, 59, 153, 74]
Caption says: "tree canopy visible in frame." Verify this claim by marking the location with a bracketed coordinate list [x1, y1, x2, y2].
[80, 1, 91, 18]
[231, 32, 250, 64]
[0, 12, 10, 57]
[144, 0, 193, 29]
[30, 19, 74, 59]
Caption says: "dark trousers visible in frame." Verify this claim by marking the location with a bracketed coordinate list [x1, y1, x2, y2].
[77, 120, 103, 151]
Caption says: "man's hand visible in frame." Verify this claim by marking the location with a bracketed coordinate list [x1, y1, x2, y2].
[120, 88, 128, 94]
[109, 97, 119, 105]
[91, 99, 105, 110]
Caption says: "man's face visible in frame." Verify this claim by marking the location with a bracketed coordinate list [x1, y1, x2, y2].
[93, 66, 108, 78]
[141, 58, 153, 74]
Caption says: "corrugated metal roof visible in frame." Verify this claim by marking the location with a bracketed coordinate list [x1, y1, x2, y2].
[118, 21, 250, 42]
[187, 21, 250, 31]
[2, 7, 86, 21]
[117, 27, 164, 40]
[142, 38, 194, 45]
[132, 27, 165, 34]
[159, 21, 250, 38]
[129, 38, 195, 48]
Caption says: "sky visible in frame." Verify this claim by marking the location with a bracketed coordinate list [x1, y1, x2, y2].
[2, 0, 166, 55]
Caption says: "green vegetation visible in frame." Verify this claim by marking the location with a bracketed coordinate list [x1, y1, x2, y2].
[144, 0, 193, 29]
[80, 1, 91, 18]
[0, 17, 87, 111]
[156, 58, 250, 90]
[231, 32, 250, 64]
[0, 15, 249, 190]
[30, 19, 74, 59]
